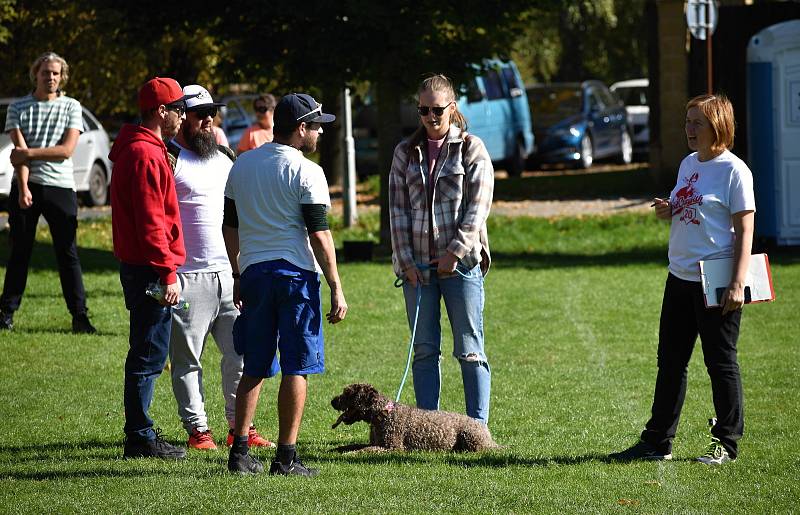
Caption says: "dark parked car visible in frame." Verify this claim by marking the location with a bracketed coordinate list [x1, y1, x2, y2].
[527, 81, 632, 168]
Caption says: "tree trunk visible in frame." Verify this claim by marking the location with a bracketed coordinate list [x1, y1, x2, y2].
[376, 79, 404, 248]
[319, 87, 343, 186]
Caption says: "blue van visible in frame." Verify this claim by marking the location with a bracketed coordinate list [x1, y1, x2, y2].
[354, 59, 535, 177]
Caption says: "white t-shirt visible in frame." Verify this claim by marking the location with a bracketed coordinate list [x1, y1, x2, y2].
[224, 142, 331, 274]
[172, 141, 233, 273]
[668, 150, 756, 282]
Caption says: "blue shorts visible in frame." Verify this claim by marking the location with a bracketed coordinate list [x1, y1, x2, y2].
[233, 259, 324, 378]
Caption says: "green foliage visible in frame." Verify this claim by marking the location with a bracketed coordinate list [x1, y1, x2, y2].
[0, 0, 16, 44]
[0, 213, 798, 512]
[513, 0, 648, 84]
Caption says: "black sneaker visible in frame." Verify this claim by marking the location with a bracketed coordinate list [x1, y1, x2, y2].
[228, 450, 264, 475]
[269, 455, 319, 477]
[609, 440, 672, 461]
[123, 429, 186, 459]
[0, 310, 13, 330]
[72, 312, 97, 334]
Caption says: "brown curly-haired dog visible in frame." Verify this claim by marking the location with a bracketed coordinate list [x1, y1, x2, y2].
[331, 383, 498, 452]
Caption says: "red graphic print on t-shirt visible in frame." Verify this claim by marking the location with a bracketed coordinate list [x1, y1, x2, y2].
[672, 172, 703, 225]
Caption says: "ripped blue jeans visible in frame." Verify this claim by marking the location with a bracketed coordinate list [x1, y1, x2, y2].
[402, 263, 491, 424]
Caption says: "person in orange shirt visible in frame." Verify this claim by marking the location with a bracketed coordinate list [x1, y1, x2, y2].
[236, 94, 275, 154]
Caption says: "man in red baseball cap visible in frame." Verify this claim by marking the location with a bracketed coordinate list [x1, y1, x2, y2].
[109, 77, 190, 459]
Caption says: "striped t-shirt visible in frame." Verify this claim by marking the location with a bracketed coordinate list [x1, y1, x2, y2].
[4, 94, 83, 189]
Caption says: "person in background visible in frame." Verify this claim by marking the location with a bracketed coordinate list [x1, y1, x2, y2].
[388, 74, 494, 425]
[166, 84, 274, 451]
[211, 111, 229, 147]
[0, 51, 96, 334]
[224, 93, 347, 476]
[609, 94, 755, 466]
[236, 93, 275, 154]
[109, 77, 189, 459]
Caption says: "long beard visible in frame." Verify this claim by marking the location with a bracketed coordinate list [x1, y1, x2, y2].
[185, 127, 218, 159]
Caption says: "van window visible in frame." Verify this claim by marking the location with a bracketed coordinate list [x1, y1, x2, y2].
[483, 69, 505, 100]
[501, 67, 520, 91]
[466, 78, 484, 103]
[616, 87, 648, 106]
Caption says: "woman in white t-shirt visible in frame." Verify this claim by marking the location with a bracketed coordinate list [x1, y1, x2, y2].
[610, 94, 755, 466]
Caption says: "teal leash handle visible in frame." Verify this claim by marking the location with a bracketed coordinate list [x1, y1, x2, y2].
[394, 282, 421, 403]
[393, 263, 470, 403]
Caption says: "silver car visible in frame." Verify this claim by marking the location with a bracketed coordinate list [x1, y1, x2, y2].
[610, 79, 649, 157]
[0, 98, 113, 207]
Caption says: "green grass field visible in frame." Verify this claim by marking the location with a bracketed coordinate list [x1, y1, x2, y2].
[0, 211, 798, 513]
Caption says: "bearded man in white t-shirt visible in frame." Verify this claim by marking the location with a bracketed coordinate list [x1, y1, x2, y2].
[166, 85, 274, 452]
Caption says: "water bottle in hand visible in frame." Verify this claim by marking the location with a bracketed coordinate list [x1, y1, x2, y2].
[145, 282, 189, 310]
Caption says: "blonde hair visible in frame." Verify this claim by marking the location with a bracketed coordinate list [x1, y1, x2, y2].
[686, 94, 735, 151]
[418, 74, 468, 131]
[29, 52, 70, 89]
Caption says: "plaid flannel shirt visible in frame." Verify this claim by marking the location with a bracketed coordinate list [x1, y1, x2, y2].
[389, 125, 493, 281]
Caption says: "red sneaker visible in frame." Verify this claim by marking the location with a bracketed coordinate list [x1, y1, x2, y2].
[227, 426, 276, 448]
[188, 428, 217, 450]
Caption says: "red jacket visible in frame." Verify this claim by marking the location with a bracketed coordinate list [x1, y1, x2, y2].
[109, 124, 185, 284]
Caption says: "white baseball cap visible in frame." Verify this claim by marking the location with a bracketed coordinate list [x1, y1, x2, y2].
[182, 84, 226, 111]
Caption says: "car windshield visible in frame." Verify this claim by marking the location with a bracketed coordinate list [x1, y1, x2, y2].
[528, 87, 582, 129]
[616, 86, 648, 107]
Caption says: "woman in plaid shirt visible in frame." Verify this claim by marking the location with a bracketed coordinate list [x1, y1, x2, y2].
[389, 75, 494, 424]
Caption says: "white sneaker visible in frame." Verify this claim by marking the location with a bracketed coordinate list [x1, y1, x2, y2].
[696, 438, 734, 465]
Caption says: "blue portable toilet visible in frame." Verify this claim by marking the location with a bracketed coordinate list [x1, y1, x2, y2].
[747, 20, 800, 246]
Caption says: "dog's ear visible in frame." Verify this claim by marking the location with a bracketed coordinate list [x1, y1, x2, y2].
[344, 384, 363, 398]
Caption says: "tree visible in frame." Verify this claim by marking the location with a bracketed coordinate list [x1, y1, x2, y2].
[218, 0, 547, 245]
[512, 0, 648, 84]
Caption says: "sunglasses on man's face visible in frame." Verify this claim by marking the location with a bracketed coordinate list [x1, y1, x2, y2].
[254, 105, 269, 113]
[417, 102, 453, 117]
[164, 103, 185, 116]
[191, 107, 218, 119]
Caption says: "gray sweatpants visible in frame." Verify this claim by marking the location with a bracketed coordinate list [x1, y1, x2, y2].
[169, 271, 241, 434]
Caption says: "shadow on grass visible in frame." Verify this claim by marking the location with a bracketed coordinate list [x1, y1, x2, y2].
[490, 249, 667, 270]
[4, 326, 125, 337]
[1, 469, 182, 481]
[318, 445, 608, 468]
[0, 241, 119, 273]
[494, 166, 659, 202]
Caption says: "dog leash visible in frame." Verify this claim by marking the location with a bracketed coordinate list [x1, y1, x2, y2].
[393, 263, 469, 403]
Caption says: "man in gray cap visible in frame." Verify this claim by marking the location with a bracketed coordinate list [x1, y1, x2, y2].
[166, 84, 274, 452]
[223, 93, 347, 476]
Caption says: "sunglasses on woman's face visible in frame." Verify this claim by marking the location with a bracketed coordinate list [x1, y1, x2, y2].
[254, 105, 269, 113]
[417, 102, 453, 117]
[191, 107, 218, 119]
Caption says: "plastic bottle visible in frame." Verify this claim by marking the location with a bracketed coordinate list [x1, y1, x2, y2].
[145, 282, 190, 310]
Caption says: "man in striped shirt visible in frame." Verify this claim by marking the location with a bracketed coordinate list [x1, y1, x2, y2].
[0, 52, 95, 334]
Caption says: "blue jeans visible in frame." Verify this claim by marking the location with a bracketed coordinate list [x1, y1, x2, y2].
[119, 263, 172, 442]
[402, 264, 491, 424]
